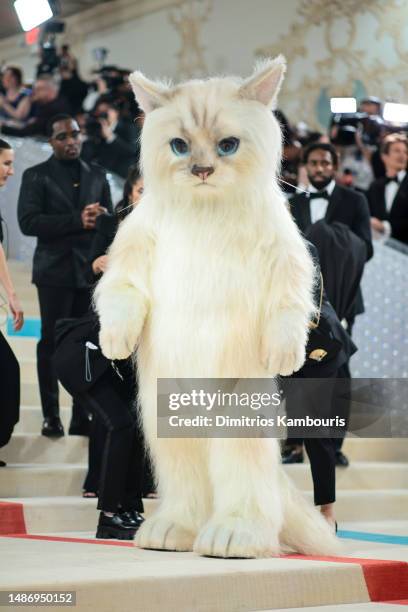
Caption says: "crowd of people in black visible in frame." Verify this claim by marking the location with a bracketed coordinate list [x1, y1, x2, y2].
[0, 46, 141, 178]
[0, 52, 407, 539]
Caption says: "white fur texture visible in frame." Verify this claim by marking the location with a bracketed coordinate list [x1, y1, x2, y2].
[95, 57, 341, 558]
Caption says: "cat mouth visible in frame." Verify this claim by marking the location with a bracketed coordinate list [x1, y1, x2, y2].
[195, 182, 215, 187]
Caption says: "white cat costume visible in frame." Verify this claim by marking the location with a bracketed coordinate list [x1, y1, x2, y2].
[95, 57, 340, 558]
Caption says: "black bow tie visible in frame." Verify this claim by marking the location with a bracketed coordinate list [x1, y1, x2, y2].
[385, 176, 400, 185]
[308, 190, 329, 200]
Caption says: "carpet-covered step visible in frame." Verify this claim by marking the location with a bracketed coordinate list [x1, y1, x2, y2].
[18, 360, 41, 384]
[21, 382, 71, 407]
[1, 489, 408, 526]
[9, 283, 38, 297]
[1, 434, 87, 464]
[2, 533, 405, 612]
[14, 406, 72, 435]
[5, 335, 37, 360]
[285, 462, 408, 492]
[282, 604, 408, 611]
[343, 438, 408, 463]
[334, 490, 408, 522]
[8, 301, 39, 318]
[0, 497, 156, 534]
[0, 464, 87, 497]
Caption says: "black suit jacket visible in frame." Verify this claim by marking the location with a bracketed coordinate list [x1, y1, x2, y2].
[18, 156, 113, 288]
[367, 174, 408, 244]
[290, 184, 373, 318]
[290, 184, 373, 262]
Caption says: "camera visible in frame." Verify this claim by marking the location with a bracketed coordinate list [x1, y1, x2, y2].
[85, 112, 109, 143]
[36, 20, 66, 77]
[331, 112, 383, 147]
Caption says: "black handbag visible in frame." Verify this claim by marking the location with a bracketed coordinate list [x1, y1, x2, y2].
[305, 273, 343, 366]
[54, 314, 114, 395]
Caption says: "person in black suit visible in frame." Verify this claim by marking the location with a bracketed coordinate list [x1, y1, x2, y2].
[290, 143, 373, 262]
[81, 97, 140, 179]
[287, 143, 373, 466]
[367, 133, 408, 244]
[18, 114, 113, 437]
[282, 243, 357, 531]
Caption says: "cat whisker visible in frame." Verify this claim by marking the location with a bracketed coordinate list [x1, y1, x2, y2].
[278, 178, 310, 195]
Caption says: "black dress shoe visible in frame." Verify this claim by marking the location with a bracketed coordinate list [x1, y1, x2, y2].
[120, 510, 145, 530]
[68, 419, 91, 436]
[41, 417, 65, 438]
[282, 449, 304, 464]
[335, 451, 349, 467]
[0, 460, 6, 467]
[96, 512, 136, 540]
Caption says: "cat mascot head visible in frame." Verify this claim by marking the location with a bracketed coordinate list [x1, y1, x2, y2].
[129, 57, 286, 204]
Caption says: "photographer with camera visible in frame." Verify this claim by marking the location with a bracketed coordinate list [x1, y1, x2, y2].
[81, 96, 140, 178]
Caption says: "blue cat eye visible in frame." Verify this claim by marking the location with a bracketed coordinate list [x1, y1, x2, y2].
[217, 137, 240, 157]
[170, 138, 190, 156]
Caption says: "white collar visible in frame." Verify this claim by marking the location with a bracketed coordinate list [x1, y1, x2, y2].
[308, 179, 336, 196]
[386, 169, 406, 183]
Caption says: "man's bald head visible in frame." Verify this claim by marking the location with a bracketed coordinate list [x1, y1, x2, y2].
[33, 75, 59, 104]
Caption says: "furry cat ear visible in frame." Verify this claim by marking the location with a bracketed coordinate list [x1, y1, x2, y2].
[128, 71, 172, 113]
[239, 55, 286, 109]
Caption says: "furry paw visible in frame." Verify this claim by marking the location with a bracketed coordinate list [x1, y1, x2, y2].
[265, 343, 306, 376]
[99, 320, 141, 360]
[135, 516, 196, 552]
[194, 517, 280, 558]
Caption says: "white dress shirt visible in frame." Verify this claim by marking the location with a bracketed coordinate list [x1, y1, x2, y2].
[385, 169, 406, 213]
[381, 169, 406, 239]
[308, 179, 336, 224]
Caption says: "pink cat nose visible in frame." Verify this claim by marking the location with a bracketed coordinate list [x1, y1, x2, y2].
[191, 165, 215, 181]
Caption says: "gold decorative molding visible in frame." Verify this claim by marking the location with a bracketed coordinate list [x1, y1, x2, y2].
[256, 0, 408, 128]
[169, 0, 212, 79]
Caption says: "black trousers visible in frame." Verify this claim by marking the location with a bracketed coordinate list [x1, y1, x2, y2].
[0, 331, 20, 448]
[284, 374, 337, 506]
[81, 367, 145, 513]
[333, 362, 351, 452]
[333, 315, 355, 452]
[36, 286, 91, 419]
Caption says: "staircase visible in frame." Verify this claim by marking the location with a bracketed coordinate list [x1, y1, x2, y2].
[1, 261, 408, 612]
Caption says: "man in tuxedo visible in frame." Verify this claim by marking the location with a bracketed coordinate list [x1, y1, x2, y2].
[18, 114, 113, 437]
[291, 143, 373, 261]
[288, 142, 373, 466]
[367, 133, 408, 244]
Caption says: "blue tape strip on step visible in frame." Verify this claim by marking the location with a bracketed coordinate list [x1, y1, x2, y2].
[338, 530, 408, 546]
[7, 317, 41, 338]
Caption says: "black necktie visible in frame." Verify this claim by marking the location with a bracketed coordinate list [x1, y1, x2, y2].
[308, 190, 329, 200]
[385, 176, 400, 185]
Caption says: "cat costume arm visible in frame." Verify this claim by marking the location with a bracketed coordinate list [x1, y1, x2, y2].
[239, 58, 316, 376]
[93, 206, 155, 359]
[260, 218, 316, 376]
